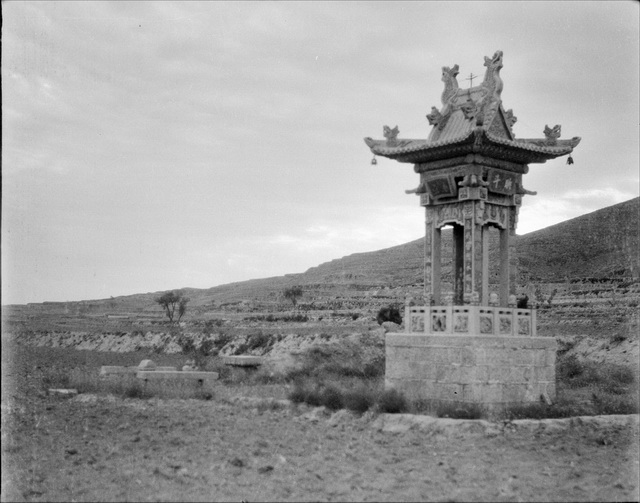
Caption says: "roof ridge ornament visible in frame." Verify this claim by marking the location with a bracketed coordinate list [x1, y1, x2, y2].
[383, 125, 400, 145]
[481, 50, 504, 98]
[441, 65, 460, 106]
[426, 64, 461, 131]
[543, 124, 561, 145]
[364, 51, 581, 165]
[474, 50, 505, 127]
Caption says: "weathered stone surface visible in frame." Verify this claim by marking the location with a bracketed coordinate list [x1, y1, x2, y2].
[137, 359, 156, 370]
[136, 371, 219, 382]
[386, 333, 556, 405]
[221, 355, 263, 367]
[48, 389, 78, 397]
[372, 413, 639, 438]
[100, 366, 138, 376]
[381, 322, 402, 333]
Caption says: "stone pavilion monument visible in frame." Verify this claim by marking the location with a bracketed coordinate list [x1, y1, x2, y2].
[364, 50, 580, 408]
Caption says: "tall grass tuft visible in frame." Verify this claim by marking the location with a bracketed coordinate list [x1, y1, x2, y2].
[376, 388, 409, 414]
[343, 385, 378, 414]
[436, 402, 484, 420]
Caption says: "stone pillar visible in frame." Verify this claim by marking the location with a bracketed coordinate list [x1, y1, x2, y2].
[499, 227, 510, 307]
[424, 208, 433, 305]
[453, 224, 464, 305]
[482, 227, 490, 306]
[471, 202, 485, 305]
[509, 206, 519, 298]
[462, 201, 475, 304]
[433, 227, 442, 304]
[424, 207, 443, 305]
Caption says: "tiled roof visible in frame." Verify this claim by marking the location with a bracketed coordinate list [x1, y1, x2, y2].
[365, 51, 580, 165]
[364, 128, 581, 164]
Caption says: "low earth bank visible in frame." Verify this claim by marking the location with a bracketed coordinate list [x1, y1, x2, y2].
[2, 389, 639, 502]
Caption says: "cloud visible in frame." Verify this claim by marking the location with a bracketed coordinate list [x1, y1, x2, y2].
[2, 1, 638, 304]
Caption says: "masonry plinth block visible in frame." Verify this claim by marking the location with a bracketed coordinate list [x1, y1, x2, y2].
[385, 333, 557, 406]
[136, 371, 219, 382]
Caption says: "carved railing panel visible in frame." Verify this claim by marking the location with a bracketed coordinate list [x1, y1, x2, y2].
[405, 305, 536, 336]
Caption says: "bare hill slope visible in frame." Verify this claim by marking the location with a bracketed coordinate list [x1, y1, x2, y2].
[5, 198, 638, 314]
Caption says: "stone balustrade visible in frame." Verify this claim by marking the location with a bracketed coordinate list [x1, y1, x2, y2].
[405, 305, 536, 337]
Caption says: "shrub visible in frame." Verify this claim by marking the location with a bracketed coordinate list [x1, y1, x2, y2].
[343, 385, 377, 414]
[247, 331, 272, 351]
[206, 318, 225, 329]
[362, 355, 385, 379]
[124, 381, 149, 399]
[610, 332, 628, 344]
[557, 354, 584, 380]
[214, 332, 234, 351]
[376, 305, 402, 326]
[288, 381, 308, 404]
[287, 379, 323, 407]
[502, 402, 578, 420]
[376, 388, 409, 414]
[592, 393, 639, 415]
[320, 386, 344, 411]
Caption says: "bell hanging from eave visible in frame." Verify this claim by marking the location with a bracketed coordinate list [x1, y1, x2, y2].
[566, 156, 574, 165]
[371, 156, 377, 165]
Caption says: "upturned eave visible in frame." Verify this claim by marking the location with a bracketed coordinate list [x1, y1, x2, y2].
[364, 129, 581, 165]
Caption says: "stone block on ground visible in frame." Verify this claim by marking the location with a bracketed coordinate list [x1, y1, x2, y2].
[48, 389, 78, 397]
[100, 366, 138, 376]
[137, 359, 156, 370]
[381, 321, 402, 333]
[221, 355, 263, 367]
[136, 370, 219, 382]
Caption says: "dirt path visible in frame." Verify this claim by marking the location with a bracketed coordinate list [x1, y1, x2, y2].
[2, 392, 638, 502]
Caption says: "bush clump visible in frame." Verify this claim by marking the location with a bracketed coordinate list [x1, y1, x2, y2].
[343, 385, 378, 414]
[320, 385, 344, 411]
[376, 305, 402, 326]
[376, 388, 409, 414]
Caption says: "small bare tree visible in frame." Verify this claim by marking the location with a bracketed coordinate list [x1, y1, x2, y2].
[283, 286, 303, 309]
[155, 291, 189, 323]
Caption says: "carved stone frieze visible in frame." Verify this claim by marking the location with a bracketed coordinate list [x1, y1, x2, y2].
[426, 176, 457, 200]
[482, 203, 509, 229]
[414, 157, 470, 173]
[458, 173, 489, 188]
[459, 187, 488, 201]
[475, 200, 485, 223]
[471, 154, 528, 173]
[435, 204, 465, 228]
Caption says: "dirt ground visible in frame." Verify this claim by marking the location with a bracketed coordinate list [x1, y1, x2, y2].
[2, 339, 639, 503]
[2, 387, 638, 502]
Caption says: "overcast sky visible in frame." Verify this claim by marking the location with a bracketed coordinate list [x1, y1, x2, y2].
[2, 1, 639, 305]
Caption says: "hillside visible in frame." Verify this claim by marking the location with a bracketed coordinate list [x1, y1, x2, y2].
[3, 198, 639, 318]
[517, 198, 639, 281]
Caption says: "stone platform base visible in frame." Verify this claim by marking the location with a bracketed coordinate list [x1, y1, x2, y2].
[386, 333, 557, 407]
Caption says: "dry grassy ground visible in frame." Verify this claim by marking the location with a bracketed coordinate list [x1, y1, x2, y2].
[2, 342, 639, 502]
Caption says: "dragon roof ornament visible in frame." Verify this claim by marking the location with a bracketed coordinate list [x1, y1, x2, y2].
[364, 50, 580, 165]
